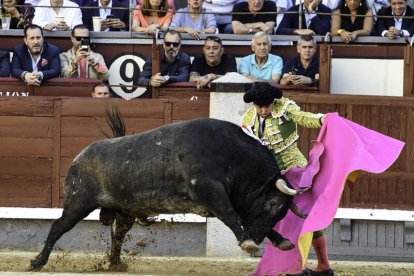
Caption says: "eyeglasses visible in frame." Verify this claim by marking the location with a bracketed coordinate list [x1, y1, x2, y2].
[164, 41, 180, 47]
[74, 36, 89, 41]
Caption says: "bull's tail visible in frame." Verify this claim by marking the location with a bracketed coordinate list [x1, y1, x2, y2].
[103, 104, 126, 138]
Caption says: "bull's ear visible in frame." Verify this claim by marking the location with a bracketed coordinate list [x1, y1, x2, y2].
[275, 179, 297, 195]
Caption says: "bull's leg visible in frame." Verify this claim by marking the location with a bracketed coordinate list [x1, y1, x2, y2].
[29, 205, 96, 270]
[267, 230, 295, 251]
[191, 184, 254, 251]
[108, 212, 135, 269]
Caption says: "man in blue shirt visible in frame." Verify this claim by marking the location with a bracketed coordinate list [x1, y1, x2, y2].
[137, 30, 191, 88]
[280, 35, 319, 86]
[239, 32, 283, 84]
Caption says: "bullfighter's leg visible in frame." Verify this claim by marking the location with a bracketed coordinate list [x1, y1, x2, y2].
[108, 212, 135, 269]
[267, 229, 295, 251]
[29, 204, 96, 270]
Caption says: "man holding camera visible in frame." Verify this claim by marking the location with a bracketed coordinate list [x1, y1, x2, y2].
[280, 35, 319, 86]
[60, 24, 110, 81]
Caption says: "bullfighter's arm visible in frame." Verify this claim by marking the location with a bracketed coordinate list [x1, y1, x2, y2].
[287, 104, 324, 128]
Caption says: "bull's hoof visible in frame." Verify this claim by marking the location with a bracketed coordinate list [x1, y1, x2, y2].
[26, 259, 44, 271]
[108, 262, 128, 272]
[137, 217, 155, 226]
[240, 239, 259, 253]
[275, 239, 295, 251]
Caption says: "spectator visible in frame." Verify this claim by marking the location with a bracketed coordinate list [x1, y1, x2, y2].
[82, 0, 129, 31]
[280, 35, 319, 86]
[32, 0, 83, 31]
[294, 0, 341, 10]
[169, 0, 217, 40]
[1, 0, 35, 29]
[203, 0, 239, 33]
[241, 82, 332, 276]
[190, 36, 237, 89]
[136, 0, 175, 9]
[232, 0, 276, 35]
[376, 0, 414, 38]
[11, 24, 61, 86]
[274, 0, 294, 32]
[92, 82, 111, 98]
[239, 32, 283, 84]
[60, 24, 110, 81]
[137, 30, 191, 88]
[331, 0, 373, 43]
[0, 51, 11, 77]
[132, 0, 174, 34]
[276, 0, 331, 35]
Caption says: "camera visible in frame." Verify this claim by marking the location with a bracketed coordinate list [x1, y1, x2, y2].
[394, 29, 403, 37]
[80, 39, 89, 50]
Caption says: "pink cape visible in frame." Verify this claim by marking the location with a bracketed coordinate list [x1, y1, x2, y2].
[254, 113, 405, 276]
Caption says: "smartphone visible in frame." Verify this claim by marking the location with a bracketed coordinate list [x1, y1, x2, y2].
[290, 68, 298, 75]
[106, 15, 115, 20]
[80, 39, 89, 50]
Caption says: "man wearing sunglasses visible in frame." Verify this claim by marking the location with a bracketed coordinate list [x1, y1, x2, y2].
[60, 24, 109, 81]
[138, 30, 191, 90]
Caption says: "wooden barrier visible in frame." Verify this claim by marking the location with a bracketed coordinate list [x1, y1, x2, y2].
[0, 93, 411, 210]
[0, 77, 101, 97]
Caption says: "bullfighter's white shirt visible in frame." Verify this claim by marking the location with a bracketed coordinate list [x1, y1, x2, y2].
[32, 0, 83, 29]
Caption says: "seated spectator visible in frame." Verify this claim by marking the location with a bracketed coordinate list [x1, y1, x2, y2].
[136, 0, 175, 9]
[82, 0, 129, 31]
[232, 0, 276, 35]
[276, 0, 331, 35]
[331, 0, 373, 43]
[60, 24, 110, 81]
[169, 0, 217, 40]
[239, 31, 283, 83]
[0, 51, 11, 77]
[32, 0, 83, 31]
[274, 0, 294, 32]
[1, 0, 35, 29]
[294, 0, 340, 10]
[190, 36, 237, 89]
[376, 0, 414, 38]
[203, 0, 239, 33]
[137, 30, 191, 88]
[280, 35, 319, 86]
[92, 82, 111, 98]
[132, 0, 174, 34]
[11, 24, 61, 86]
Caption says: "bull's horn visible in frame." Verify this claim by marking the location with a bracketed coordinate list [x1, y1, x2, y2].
[275, 179, 298, 195]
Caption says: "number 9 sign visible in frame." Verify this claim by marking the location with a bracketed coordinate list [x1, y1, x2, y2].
[108, 54, 147, 100]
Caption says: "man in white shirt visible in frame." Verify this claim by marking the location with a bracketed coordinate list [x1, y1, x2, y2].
[32, 0, 83, 31]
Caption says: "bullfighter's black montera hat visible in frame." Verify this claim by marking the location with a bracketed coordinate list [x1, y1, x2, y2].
[243, 82, 283, 106]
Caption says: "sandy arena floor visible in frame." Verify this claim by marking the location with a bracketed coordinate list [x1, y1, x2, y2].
[1, 250, 414, 275]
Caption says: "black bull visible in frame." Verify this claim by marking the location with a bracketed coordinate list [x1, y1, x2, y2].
[30, 118, 305, 270]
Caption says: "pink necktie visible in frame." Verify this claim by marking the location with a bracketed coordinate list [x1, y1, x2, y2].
[79, 58, 87, 79]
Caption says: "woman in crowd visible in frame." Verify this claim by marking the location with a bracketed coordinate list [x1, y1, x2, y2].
[169, 0, 216, 40]
[1, 0, 35, 29]
[331, 0, 373, 43]
[132, 0, 174, 34]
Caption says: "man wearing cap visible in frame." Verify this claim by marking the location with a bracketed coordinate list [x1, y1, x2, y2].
[241, 82, 333, 276]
